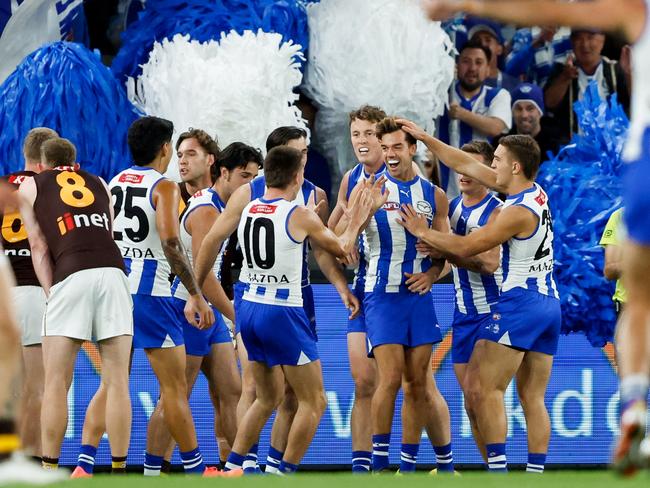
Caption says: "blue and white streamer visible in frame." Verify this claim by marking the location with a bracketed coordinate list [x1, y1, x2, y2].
[539, 82, 628, 347]
[112, 0, 309, 84]
[0, 42, 141, 180]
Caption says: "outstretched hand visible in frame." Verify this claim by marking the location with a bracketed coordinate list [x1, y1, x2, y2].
[397, 203, 429, 238]
[395, 118, 430, 143]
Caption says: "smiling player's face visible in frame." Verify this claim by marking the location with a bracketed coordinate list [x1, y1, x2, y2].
[380, 130, 417, 181]
[350, 118, 383, 167]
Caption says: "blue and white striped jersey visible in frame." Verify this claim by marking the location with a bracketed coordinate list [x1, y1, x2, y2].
[109, 166, 171, 297]
[346, 162, 387, 293]
[250, 175, 316, 287]
[449, 193, 502, 315]
[623, 0, 650, 164]
[172, 188, 227, 301]
[238, 198, 304, 307]
[437, 82, 512, 198]
[364, 174, 438, 293]
[502, 183, 559, 298]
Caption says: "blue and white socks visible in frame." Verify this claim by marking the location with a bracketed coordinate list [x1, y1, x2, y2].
[486, 443, 507, 473]
[399, 443, 419, 473]
[224, 451, 245, 471]
[433, 443, 454, 473]
[526, 452, 546, 474]
[180, 447, 204, 474]
[144, 452, 163, 476]
[265, 446, 283, 474]
[351, 450, 372, 473]
[77, 444, 97, 474]
[278, 460, 298, 474]
[372, 434, 390, 472]
[243, 444, 259, 474]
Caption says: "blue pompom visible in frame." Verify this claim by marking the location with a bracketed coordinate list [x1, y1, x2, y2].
[0, 42, 141, 181]
[539, 82, 627, 347]
[112, 0, 309, 84]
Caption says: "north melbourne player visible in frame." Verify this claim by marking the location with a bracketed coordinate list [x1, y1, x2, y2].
[398, 119, 561, 473]
[195, 146, 373, 474]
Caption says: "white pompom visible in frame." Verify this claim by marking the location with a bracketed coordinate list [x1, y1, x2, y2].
[129, 31, 307, 180]
[302, 0, 455, 176]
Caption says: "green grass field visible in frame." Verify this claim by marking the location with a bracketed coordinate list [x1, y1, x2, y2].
[17, 471, 650, 488]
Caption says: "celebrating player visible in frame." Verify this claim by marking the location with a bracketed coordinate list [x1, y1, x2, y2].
[18, 138, 134, 472]
[445, 141, 502, 462]
[397, 119, 561, 473]
[0, 127, 57, 458]
[147, 141, 262, 469]
[428, 0, 650, 475]
[340, 117, 451, 473]
[198, 146, 372, 474]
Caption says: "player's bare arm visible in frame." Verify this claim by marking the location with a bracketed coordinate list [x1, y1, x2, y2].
[399, 203, 535, 259]
[18, 177, 54, 294]
[314, 186, 330, 224]
[327, 170, 351, 231]
[396, 118, 505, 193]
[312, 245, 361, 319]
[186, 205, 235, 322]
[194, 183, 251, 287]
[604, 242, 624, 281]
[448, 207, 502, 274]
[153, 179, 214, 328]
[424, 0, 643, 43]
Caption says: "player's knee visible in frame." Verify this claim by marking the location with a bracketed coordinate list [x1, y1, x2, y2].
[378, 370, 402, 394]
[353, 370, 376, 398]
[279, 390, 299, 415]
[312, 389, 327, 415]
[517, 389, 544, 412]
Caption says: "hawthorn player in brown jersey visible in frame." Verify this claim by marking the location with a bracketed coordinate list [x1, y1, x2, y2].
[18, 138, 133, 472]
[0, 127, 57, 459]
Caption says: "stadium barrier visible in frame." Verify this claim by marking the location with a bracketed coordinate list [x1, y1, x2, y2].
[62, 284, 619, 467]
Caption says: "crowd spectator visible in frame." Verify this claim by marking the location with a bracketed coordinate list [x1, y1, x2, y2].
[501, 83, 559, 161]
[505, 26, 573, 88]
[466, 17, 519, 93]
[437, 39, 511, 197]
[544, 28, 631, 145]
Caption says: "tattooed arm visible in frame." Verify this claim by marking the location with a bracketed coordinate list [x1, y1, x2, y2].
[153, 179, 214, 329]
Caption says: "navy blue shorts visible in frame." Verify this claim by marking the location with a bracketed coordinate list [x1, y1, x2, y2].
[238, 300, 318, 367]
[364, 290, 441, 356]
[452, 310, 492, 364]
[347, 286, 366, 334]
[624, 129, 650, 244]
[234, 281, 317, 340]
[478, 289, 561, 355]
[132, 294, 184, 349]
[171, 298, 232, 357]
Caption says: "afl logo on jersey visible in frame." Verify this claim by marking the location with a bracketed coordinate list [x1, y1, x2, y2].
[416, 200, 433, 218]
[250, 204, 278, 214]
[382, 202, 401, 211]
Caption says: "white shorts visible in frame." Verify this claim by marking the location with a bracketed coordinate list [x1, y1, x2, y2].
[12, 286, 46, 346]
[43, 267, 134, 342]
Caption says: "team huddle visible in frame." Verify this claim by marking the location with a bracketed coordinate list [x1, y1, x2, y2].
[0, 102, 563, 477]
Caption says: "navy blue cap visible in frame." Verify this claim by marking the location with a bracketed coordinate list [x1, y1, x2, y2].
[511, 83, 544, 115]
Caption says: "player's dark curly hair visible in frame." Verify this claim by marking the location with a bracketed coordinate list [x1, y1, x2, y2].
[215, 142, 263, 179]
[127, 116, 174, 165]
[374, 117, 417, 146]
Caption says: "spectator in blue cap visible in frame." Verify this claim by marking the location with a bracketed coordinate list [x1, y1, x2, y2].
[466, 16, 519, 93]
[499, 83, 558, 161]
